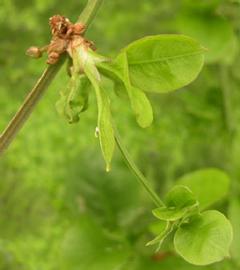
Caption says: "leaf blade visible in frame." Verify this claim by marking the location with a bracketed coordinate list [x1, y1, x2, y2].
[174, 210, 233, 265]
[120, 34, 205, 93]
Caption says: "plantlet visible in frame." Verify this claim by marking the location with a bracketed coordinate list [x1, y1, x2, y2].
[0, 0, 233, 266]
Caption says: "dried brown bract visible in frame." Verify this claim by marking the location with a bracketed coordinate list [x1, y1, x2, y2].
[26, 15, 94, 65]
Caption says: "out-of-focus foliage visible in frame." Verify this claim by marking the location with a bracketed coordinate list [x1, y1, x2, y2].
[0, 0, 240, 269]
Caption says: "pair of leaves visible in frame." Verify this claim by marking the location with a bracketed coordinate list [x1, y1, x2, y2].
[149, 169, 232, 266]
[98, 34, 205, 128]
[152, 185, 198, 222]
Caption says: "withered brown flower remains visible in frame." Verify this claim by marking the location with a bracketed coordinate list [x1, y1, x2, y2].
[26, 15, 95, 65]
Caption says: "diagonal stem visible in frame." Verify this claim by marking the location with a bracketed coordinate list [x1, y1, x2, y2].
[114, 128, 164, 207]
[78, 0, 104, 25]
[0, 0, 104, 156]
[0, 60, 64, 155]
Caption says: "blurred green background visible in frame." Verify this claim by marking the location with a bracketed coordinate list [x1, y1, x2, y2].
[1, 0, 240, 269]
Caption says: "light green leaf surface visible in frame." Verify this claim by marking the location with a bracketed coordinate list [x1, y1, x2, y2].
[177, 168, 230, 210]
[174, 210, 233, 265]
[98, 35, 205, 127]
[119, 35, 205, 93]
[73, 46, 115, 171]
[117, 52, 153, 127]
[86, 69, 115, 171]
[152, 185, 198, 221]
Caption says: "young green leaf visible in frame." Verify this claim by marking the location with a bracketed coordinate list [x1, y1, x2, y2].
[69, 45, 115, 171]
[174, 210, 233, 265]
[98, 55, 153, 128]
[176, 168, 230, 210]
[88, 77, 115, 171]
[56, 74, 89, 124]
[84, 65, 115, 171]
[117, 52, 153, 128]
[118, 35, 205, 93]
[152, 185, 198, 221]
[98, 34, 205, 127]
[99, 35, 205, 93]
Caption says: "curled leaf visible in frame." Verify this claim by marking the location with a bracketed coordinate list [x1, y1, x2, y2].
[56, 74, 89, 124]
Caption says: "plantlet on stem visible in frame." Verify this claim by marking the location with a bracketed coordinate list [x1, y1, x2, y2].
[0, 0, 233, 266]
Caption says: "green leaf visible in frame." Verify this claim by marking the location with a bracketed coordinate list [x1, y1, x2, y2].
[152, 185, 198, 221]
[56, 74, 89, 124]
[117, 52, 153, 128]
[176, 168, 230, 210]
[174, 210, 233, 265]
[117, 35, 205, 93]
[84, 65, 115, 171]
[98, 35, 204, 127]
[71, 45, 115, 171]
[88, 76, 115, 172]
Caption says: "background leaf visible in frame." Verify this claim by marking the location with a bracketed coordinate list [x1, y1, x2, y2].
[176, 168, 230, 210]
[61, 216, 131, 270]
[177, 10, 237, 64]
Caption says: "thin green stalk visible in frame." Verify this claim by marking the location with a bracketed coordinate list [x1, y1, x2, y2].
[114, 128, 164, 207]
[0, 0, 104, 156]
[78, 0, 104, 25]
[0, 59, 64, 155]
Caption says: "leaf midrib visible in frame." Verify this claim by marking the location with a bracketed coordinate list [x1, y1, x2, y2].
[128, 50, 204, 66]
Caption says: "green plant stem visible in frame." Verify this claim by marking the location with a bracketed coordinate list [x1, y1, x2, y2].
[78, 0, 104, 25]
[0, 0, 103, 156]
[114, 128, 164, 207]
[0, 60, 64, 155]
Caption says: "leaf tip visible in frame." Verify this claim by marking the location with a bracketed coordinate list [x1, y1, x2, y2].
[146, 242, 151, 247]
[106, 164, 111, 172]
